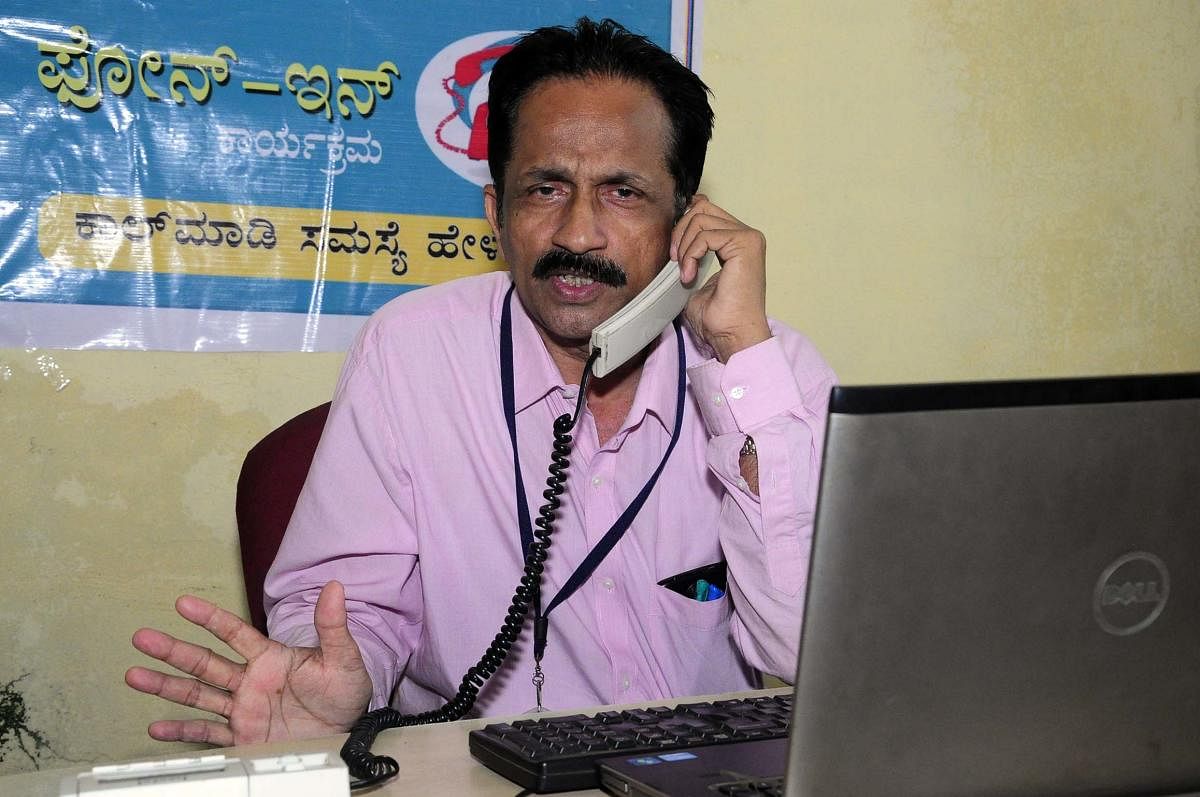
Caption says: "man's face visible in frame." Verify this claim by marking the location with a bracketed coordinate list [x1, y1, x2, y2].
[484, 76, 677, 352]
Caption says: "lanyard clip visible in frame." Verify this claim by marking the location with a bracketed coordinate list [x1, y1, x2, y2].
[533, 615, 549, 661]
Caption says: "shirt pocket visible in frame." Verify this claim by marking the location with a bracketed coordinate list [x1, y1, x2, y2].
[645, 585, 747, 696]
[650, 582, 732, 629]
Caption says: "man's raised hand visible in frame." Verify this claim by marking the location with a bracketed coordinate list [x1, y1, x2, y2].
[671, 195, 772, 363]
[125, 580, 373, 745]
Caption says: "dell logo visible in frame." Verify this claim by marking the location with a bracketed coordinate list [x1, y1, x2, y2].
[1101, 580, 1164, 607]
[1093, 552, 1169, 636]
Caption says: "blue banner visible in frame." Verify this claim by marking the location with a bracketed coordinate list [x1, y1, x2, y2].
[0, 2, 700, 350]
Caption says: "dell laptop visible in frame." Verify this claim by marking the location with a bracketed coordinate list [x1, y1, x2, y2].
[601, 372, 1200, 797]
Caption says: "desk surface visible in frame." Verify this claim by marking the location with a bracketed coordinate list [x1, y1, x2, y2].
[3, 688, 786, 796]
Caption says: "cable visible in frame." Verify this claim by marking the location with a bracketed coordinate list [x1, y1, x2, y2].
[340, 350, 600, 789]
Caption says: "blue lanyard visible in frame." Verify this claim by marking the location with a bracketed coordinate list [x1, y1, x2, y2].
[499, 284, 686, 646]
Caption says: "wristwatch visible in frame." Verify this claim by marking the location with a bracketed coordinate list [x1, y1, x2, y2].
[739, 435, 756, 458]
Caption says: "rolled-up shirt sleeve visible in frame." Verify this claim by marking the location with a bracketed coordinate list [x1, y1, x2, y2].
[264, 323, 424, 710]
[686, 323, 836, 681]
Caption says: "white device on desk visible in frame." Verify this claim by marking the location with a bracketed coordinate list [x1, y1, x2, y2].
[60, 752, 348, 796]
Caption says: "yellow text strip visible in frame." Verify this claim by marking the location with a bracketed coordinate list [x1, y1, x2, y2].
[38, 193, 507, 285]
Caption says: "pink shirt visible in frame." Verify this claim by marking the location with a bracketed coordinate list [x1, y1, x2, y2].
[265, 272, 836, 717]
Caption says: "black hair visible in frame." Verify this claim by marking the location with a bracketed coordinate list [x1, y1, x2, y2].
[486, 17, 714, 217]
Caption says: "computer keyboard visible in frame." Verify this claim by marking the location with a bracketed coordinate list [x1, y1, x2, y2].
[468, 694, 792, 793]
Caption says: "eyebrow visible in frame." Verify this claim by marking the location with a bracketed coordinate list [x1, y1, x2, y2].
[523, 167, 572, 184]
[522, 167, 651, 188]
[601, 170, 652, 188]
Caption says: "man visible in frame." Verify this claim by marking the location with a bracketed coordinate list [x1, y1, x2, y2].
[125, 18, 835, 746]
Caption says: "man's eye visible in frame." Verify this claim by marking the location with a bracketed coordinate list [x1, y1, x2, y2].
[611, 186, 639, 200]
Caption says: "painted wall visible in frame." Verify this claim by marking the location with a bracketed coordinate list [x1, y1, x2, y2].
[706, 1, 1199, 382]
[2, 0, 1198, 774]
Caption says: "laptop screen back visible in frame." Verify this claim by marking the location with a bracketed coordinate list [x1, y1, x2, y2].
[788, 373, 1200, 797]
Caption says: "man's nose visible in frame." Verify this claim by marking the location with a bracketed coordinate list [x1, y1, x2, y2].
[551, 193, 607, 254]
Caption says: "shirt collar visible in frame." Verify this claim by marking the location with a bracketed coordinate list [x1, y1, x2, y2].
[506, 290, 568, 414]
[620, 325, 680, 434]
[500, 284, 680, 433]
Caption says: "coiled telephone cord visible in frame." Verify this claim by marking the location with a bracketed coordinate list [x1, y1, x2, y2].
[340, 352, 598, 790]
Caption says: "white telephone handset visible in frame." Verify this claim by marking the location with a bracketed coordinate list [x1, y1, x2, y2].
[588, 253, 717, 378]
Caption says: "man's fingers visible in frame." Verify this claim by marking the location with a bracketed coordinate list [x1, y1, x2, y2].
[147, 718, 234, 747]
[314, 581, 365, 671]
[685, 196, 739, 225]
[130, 627, 244, 691]
[673, 215, 746, 275]
[679, 226, 745, 278]
[672, 196, 740, 258]
[175, 594, 271, 664]
[683, 194, 739, 224]
[125, 665, 236, 718]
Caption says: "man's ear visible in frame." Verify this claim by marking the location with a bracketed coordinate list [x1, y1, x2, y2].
[482, 184, 506, 261]
[483, 184, 501, 232]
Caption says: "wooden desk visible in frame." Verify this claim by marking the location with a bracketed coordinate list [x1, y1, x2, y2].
[3, 688, 786, 796]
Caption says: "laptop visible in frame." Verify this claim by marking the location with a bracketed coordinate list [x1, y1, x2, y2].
[600, 372, 1200, 797]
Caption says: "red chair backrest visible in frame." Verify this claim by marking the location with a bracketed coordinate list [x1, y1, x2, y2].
[235, 402, 331, 634]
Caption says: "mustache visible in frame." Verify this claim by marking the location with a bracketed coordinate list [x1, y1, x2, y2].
[531, 250, 628, 287]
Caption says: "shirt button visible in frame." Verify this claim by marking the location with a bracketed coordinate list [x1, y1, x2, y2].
[620, 677, 631, 691]
[562, 385, 579, 399]
[602, 578, 615, 591]
[591, 476, 603, 487]
[712, 394, 723, 406]
[729, 385, 747, 400]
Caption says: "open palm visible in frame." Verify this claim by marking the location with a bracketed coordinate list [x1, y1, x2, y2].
[126, 581, 373, 746]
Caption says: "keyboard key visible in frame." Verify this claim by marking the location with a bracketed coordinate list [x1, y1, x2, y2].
[620, 709, 659, 723]
[679, 703, 731, 720]
[484, 722, 519, 737]
[723, 717, 775, 732]
[544, 714, 590, 727]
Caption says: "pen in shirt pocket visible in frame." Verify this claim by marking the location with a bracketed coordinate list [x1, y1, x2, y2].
[694, 579, 724, 602]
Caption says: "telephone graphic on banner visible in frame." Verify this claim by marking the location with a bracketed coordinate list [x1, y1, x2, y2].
[589, 253, 717, 377]
[452, 45, 513, 160]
